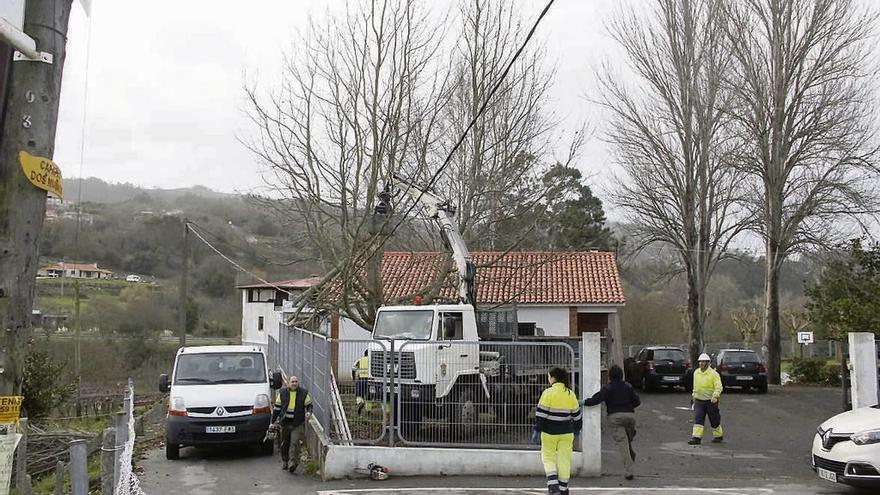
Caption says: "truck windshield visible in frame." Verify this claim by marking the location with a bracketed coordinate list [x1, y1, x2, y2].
[174, 353, 266, 385]
[373, 310, 434, 340]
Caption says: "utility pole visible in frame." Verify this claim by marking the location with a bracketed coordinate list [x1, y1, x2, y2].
[178, 220, 189, 348]
[0, 0, 74, 395]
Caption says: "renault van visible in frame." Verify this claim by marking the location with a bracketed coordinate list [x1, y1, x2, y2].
[159, 345, 282, 459]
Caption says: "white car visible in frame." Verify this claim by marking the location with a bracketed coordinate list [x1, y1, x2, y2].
[812, 404, 880, 488]
[125, 274, 141, 283]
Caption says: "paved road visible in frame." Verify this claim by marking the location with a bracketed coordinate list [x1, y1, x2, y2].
[138, 385, 871, 495]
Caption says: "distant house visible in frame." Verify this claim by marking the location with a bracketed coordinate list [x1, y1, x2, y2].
[240, 251, 626, 346]
[38, 262, 114, 280]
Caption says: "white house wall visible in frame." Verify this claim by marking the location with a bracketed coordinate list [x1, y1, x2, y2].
[517, 306, 570, 337]
[240, 292, 282, 347]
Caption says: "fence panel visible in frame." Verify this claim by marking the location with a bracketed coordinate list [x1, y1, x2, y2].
[395, 340, 576, 449]
[270, 325, 333, 432]
[330, 339, 390, 445]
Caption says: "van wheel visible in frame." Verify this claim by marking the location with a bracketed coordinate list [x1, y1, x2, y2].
[453, 389, 478, 437]
[165, 442, 180, 460]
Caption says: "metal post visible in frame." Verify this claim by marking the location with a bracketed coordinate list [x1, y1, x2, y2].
[388, 339, 396, 447]
[101, 427, 117, 494]
[179, 220, 189, 347]
[69, 439, 87, 495]
[15, 417, 27, 489]
[54, 461, 64, 495]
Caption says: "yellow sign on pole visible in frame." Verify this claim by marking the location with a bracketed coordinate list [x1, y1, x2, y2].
[0, 397, 22, 425]
[19, 151, 63, 198]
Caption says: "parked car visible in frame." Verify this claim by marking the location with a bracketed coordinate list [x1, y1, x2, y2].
[125, 274, 141, 283]
[624, 346, 690, 392]
[811, 404, 880, 488]
[714, 349, 768, 393]
[159, 345, 283, 460]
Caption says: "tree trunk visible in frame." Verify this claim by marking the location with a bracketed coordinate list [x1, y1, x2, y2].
[686, 270, 703, 365]
[0, 0, 73, 395]
[763, 253, 782, 385]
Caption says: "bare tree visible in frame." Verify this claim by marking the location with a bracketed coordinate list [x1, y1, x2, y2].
[603, 0, 749, 364]
[732, 306, 762, 348]
[243, 0, 452, 329]
[436, 0, 575, 250]
[723, 0, 879, 384]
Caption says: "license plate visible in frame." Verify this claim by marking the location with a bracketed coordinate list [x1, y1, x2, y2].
[205, 426, 235, 434]
[662, 376, 679, 382]
[817, 467, 837, 483]
[736, 376, 754, 381]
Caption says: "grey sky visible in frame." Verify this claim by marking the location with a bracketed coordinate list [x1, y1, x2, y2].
[53, 0, 623, 195]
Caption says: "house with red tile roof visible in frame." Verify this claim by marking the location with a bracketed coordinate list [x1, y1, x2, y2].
[239, 251, 625, 348]
[38, 262, 113, 280]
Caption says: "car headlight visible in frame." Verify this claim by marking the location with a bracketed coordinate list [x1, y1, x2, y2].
[255, 394, 270, 409]
[850, 429, 880, 446]
[171, 396, 185, 411]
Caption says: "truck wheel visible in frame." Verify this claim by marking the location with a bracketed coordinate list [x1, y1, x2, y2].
[640, 376, 654, 393]
[454, 389, 478, 436]
[165, 442, 180, 460]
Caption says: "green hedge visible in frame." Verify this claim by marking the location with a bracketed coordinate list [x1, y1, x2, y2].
[789, 358, 840, 385]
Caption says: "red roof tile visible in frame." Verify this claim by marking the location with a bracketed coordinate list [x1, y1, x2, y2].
[381, 251, 625, 305]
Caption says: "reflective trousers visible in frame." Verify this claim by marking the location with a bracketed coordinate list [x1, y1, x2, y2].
[692, 399, 723, 439]
[541, 432, 573, 494]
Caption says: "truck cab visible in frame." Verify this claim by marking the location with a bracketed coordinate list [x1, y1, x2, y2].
[159, 345, 282, 459]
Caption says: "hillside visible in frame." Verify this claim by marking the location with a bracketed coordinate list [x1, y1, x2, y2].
[62, 177, 233, 204]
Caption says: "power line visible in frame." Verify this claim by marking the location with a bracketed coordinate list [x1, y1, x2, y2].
[185, 222, 295, 297]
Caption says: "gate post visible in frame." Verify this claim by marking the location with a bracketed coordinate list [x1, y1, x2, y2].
[580, 332, 601, 476]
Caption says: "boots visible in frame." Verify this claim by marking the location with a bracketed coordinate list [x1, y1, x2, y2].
[688, 437, 701, 445]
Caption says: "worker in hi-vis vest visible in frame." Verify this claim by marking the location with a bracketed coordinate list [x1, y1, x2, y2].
[533, 367, 582, 494]
[351, 350, 369, 415]
[688, 353, 724, 445]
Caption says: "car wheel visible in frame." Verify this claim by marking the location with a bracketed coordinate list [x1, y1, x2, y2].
[165, 442, 180, 460]
[757, 383, 768, 394]
[641, 376, 653, 393]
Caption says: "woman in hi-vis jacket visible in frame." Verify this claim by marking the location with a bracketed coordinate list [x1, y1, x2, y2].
[533, 367, 582, 494]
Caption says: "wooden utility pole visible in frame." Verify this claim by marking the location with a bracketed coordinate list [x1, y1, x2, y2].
[178, 220, 189, 347]
[0, 0, 74, 394]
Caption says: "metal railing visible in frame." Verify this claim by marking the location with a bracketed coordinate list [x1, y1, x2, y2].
[318, 337, 580, 449]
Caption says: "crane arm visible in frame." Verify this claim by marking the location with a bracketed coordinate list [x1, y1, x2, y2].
[392, 176, 476, 306]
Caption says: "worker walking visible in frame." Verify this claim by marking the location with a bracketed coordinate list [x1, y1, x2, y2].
[272, 375, 313, 473]
[352, 350, 370, 415]
[688, 353, 724, 445]
[533, 367, 582, 494]
[582, 364, 640, 480]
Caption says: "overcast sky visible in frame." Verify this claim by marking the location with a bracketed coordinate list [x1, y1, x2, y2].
[53, 0, 624, 196]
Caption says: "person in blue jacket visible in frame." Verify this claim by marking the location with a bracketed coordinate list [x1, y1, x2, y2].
[582, 364, 640, 480]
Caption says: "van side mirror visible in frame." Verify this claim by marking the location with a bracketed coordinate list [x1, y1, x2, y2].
[270, 371, 283, 390]
[159, 373, 170, 393]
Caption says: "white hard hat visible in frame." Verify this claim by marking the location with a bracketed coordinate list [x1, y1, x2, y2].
[698, 353, 711, 362]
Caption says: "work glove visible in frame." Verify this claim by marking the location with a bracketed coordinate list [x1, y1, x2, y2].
[531, 430, 540, 445]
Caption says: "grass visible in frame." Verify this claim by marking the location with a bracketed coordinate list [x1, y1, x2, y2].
[28, 451, 102, 495]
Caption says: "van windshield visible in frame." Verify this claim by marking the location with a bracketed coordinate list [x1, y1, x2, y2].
[373, 310, 434, 340]
[174, 352, 266, 385]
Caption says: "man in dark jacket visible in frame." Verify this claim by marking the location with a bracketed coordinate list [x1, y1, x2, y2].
[582, 365, 640, 480]
[272, 375, 313, 473]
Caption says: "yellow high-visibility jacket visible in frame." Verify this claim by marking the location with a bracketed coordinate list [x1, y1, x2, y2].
[692, 367, 723, 401]
[534, 382, 582, 435]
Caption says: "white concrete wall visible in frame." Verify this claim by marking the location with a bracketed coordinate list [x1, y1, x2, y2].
[517, 306, 570, 337]
[323, 446, 588, 480]
[848, 332, 879, 409]
[580, 332, 602, 475]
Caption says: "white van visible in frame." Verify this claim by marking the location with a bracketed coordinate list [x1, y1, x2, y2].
[125, 274, 141, 283]
[159, 345, 282, 459]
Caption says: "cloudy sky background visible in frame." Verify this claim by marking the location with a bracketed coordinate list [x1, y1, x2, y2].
[54, 0, 625, 197]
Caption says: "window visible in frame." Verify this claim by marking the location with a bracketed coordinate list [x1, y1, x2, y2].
[258, 316, 264, 332]
[653, 349, 685, 361]
[249, 289, 275, 303]
[174, 352, 266, 385]
[439, 312, 464, 340]
[373, 310, 433, 340]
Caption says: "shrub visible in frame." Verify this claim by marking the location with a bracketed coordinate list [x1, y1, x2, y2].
[822, 362, 842, 386]
[789, 357, 826, 383]
[21, 341, 77, 419]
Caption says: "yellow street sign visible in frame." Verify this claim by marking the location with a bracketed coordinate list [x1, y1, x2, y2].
[19, 151, 63, 198]
[0, 397, 22, 425]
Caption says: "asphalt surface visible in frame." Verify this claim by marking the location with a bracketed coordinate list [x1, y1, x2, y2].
[137, 385, 874, 495]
